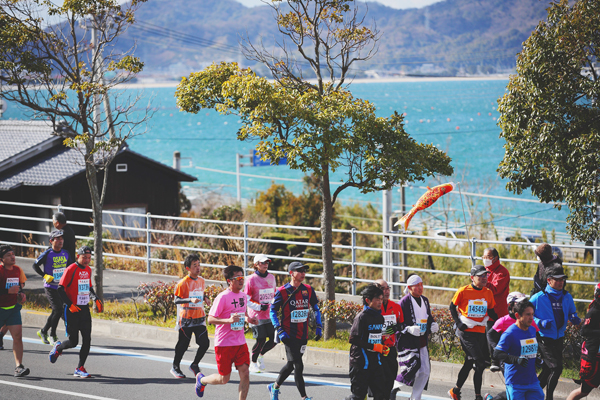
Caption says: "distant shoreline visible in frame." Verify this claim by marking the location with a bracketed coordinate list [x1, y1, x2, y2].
[121, 74, 511, 89]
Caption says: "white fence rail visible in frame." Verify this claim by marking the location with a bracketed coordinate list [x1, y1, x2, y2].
[0, 200, 598, 304]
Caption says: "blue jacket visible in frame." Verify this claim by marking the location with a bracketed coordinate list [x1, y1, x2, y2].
[530, 288, 577, 339]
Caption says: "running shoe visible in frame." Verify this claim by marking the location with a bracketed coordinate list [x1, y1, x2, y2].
[448, 387, 461, 400]
[170, 365, 186, 379]
[74, 366, 90, 378]
[249, 362, 261, 373]
[50, 335, 59, 345]
[483, 394, 493, 400]
[475, 396, 483, 400]
[268, 383, 280, 400]
[257, 355, 265, 371]
[49, 341, 62, 363]
[189, 363, 201, 376]
[37, 330, 50, 345]
[14, 364, 30, 377]
[195, 372, 206, 397]
[489, 361, 501, 373]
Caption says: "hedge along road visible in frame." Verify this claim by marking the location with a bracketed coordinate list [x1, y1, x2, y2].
[0, 326, 469, 400]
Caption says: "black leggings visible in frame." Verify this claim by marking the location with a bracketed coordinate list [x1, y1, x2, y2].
[277, 360, 306, 397]
[456, 358, 485, 395]
[538, 336, 563, 400]
[173, 325, 209, 367]
[42, 287, 63, 336]
[251, 336, 276, 362]
[276, 340, 307, 397]
[58, 306, 91, 368]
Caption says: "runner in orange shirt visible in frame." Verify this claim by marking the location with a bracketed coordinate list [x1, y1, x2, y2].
[448, 265, 499, 400]
[171, 253, 210, 378]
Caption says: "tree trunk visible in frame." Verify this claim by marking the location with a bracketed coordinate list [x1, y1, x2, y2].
[84, 144, 104, 302]
[320, 167, 336, 339]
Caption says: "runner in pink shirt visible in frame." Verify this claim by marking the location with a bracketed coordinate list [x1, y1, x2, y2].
[244, 254, 277, 373]
[195, 265, 258, 399]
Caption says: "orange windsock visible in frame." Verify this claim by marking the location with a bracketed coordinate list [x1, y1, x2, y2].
[395, 182, 455, 231]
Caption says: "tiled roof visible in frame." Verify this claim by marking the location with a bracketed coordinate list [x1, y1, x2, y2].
[0, 119, 197, 190]
[0, 147, 85, 190]
[0, 120, 56, 163]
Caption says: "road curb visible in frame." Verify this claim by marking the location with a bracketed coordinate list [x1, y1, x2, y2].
[21, 309, 594, 399]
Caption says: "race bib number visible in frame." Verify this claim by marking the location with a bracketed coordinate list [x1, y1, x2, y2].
[52, 268, 65, 281]
[520, 337, 538, 359]
[77, 279, 90, 306]
[188, 289, 204, 308]
[231, 313, 245, 331]
[368, 333, 382, 344]
[5, 277, 19, 289]
[383, 314, 397, 329]
[467, 299, 487, 318]
[291, 309, 309, 324]
[419, 319, 428, 334]
[259, 288, 274, 304]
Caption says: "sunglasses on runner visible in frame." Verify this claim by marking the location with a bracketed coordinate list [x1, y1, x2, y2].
[229, 276, 245, 282]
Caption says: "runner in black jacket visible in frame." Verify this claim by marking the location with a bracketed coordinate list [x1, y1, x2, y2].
[567, 283, 600, 400]
[345, 284, 389, 400]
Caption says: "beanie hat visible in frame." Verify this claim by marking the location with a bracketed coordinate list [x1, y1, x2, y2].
[535, 243, 553, 264]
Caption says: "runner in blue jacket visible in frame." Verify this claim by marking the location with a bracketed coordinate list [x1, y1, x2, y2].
[530, 264, 581, 400]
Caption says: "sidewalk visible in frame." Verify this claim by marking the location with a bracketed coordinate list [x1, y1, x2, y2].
[17, 257, 593, 398]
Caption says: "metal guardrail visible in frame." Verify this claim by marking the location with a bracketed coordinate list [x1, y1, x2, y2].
[0, 200, 598, 304]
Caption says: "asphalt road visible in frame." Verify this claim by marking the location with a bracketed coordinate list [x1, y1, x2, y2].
[0, 326, 496, 400]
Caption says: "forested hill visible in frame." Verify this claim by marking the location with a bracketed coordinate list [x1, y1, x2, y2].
[117, 0, 551, 78]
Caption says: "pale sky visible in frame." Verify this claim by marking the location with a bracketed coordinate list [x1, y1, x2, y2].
[235, 0, 444, 9]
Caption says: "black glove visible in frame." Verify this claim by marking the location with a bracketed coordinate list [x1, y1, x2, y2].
[516, 357, 528, 367]
[385, 324, 401, 335]
[456, 322, 468, 332]
[260, 304, 269, 311]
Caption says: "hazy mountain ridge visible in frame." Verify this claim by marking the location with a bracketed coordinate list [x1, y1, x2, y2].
[119, 0, 551, 78]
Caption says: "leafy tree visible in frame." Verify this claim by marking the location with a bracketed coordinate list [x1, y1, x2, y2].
[176, 0, 453, 338]
[0, 0, 150, 299]
[497, 0, 600, 241]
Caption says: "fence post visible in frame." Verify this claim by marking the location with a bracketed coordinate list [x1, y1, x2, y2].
[146, 213, 151, 274]
[470, 237, 477, 266]
[243, 220, 248, 278]
[351, 228, 357, 296]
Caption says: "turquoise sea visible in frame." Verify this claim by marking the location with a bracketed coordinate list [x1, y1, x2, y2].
[3, 79, 571, 235]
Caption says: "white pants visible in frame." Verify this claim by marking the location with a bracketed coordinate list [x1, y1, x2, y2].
[411, 346, 430, 400]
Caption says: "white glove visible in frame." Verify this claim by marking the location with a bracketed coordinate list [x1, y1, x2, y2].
[431, 322, 439, 333]
[406, 325, 421, 336]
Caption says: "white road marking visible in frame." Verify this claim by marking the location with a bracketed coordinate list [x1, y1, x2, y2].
[0, 379, 118, 399]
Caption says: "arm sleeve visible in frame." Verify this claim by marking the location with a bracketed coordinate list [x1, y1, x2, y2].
[450, 302, 461, 325]
[174, 295, 191, 305]
[488, 308, 499, 321]
[270, 290, 282, 328]
[89, 286, 98, 302]
[246, 294, 262, 311]
[57, 285, 71, 306]
[494, 348, 519, 364]
[32, 249, 50, 277]
[487, 328, 502, 350]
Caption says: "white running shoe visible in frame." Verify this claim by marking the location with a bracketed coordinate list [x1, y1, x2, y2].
[258, 355, 265, 371]
[249, 362, 261, 373]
